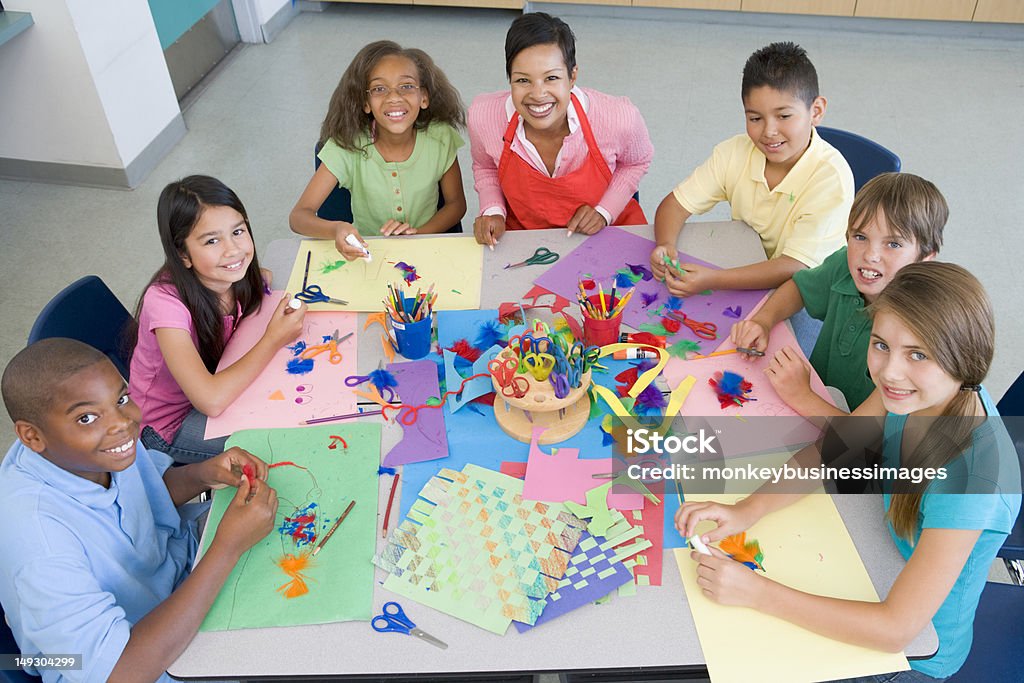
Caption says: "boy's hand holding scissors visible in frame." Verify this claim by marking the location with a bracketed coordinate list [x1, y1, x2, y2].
[730, 318, 771, 358]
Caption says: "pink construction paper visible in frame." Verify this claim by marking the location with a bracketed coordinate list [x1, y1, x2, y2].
[532, 227, 770, 351]
[523, 427, 643, 510]
[663, 315, 836, 456]
[382, 359, 449, 467]
[205, 292, 357, 439]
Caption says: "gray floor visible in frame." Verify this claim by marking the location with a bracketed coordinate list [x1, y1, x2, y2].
[1, 5, 1022, 492]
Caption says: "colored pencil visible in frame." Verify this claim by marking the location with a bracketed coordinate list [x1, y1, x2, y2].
[381, 472, 401, 538]
[302, 409, 383, 425]
[312, 500, 356, 556]
[302, 251, 312, 290]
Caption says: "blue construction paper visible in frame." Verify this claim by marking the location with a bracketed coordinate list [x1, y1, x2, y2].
[437, 308, 501, 348]
[442, 344, 503, 412]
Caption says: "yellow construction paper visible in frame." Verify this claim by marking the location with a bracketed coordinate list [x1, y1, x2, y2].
[675, 484, 909, 682]
[592, 373, 695, 433]
[286, 237, 483, 311]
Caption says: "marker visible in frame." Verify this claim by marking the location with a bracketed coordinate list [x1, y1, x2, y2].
[689, 535, 712, 556]
[344, 233, 371, 261]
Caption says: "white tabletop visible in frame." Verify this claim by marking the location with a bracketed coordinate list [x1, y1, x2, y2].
[169, 222, 936, 680]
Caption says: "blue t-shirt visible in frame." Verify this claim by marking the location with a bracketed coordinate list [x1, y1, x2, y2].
[881, 387, 1021, 678]
[0, 440, 197, 683]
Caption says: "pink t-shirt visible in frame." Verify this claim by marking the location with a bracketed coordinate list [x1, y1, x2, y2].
[128, 283, 237, 442]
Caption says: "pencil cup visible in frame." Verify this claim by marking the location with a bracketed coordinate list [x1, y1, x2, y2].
[582, 295, 623, 347]
[388, 307, 433, 360]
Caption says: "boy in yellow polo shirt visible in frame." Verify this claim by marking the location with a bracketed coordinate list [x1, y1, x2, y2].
[650, 42, 854, 296]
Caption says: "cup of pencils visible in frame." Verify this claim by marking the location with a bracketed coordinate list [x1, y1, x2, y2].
[385, 283, 435, 360]
[578, 281, 633, 347]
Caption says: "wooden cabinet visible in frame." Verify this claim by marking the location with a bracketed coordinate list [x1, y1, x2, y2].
[633, 0, 741, 9]
[973, 0, 1024, 23]
[854, 0, 977, 21]
[742, 0, 856, 16]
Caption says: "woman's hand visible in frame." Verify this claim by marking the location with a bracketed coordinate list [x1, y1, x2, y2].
[380, 220, 417, 236]
[651, 244, 678, 282]
[675, 499, 758, 544]
[474, 214, 506, 249]
[263, 294, 306, 347]
[566, 205, 608, 236]
[692, 546, 770, 609]
[334, 224, 369, 260]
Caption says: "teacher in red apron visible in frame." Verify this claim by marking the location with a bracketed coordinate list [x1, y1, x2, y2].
[468, 12, 653, 248]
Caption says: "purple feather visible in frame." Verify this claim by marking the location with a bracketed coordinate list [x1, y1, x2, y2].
[723, 306, 742, 319]
[641, 291, 659, 308]
[628, 263, 654, 281]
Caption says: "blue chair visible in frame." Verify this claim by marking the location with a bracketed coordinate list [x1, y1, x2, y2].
[816, 126, 901, 193]
[947, 582, 1024, 682]
[27, 275, 133, 379]
[0, 604, 40, 682]
[313, 142, 462, 233]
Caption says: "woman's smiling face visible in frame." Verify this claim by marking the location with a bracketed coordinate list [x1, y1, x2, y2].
[509, 42, 577, 135]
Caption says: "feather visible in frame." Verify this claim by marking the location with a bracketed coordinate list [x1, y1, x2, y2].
[666, 296, 685, 311]
[709, 370, 755, 409]
[666, 339, 702, 358]
[581, 278, 596, 291]
[627, 263, 654, 281]
[393, 261, 421, 286]
[378, 465, 397, 476]
[661, 317, 682, 334]
[368, 368, 398, 393]
[723, 305, 742, 319]
[638, 322, 670, 337]
[627, 331, 666, 349]
[641, 291, 660, 308]
[719, 532, 765, 571]
[474, 319, 506, 350]
[615, 272, 637, 289]
[445, 338, 482, 362]
[635, 384, 667, 411]
[276, 552, 314, 598]
[286, 357, 315, 375]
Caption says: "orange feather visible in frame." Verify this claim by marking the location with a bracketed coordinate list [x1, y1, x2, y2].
[276, 551, 314, 598]
[719, 532, 765, 571]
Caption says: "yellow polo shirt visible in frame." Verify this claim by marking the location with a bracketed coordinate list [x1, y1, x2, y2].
[673, 129, 854, 267]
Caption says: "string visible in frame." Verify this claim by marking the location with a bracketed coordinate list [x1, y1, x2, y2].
[381, 372, 492, 426]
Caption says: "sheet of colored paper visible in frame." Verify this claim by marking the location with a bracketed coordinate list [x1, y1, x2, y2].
[285, 237, 483, 311]
[663, 318, 836, 456]
[205, 293, 357, 439]
[524, 426, 643, 510]
[198, 423, 380, 631]
[674, 489, 909, 682]
[627, 494, 664, 586]
[533, 227, 769, 352]
[381, 359, 449, 467]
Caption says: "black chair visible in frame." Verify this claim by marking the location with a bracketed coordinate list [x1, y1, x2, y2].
[27, 275, 133, 379]
[0, 604, 40, 682]
[816, 126, 901, 193]
[313, 142, 461, 233]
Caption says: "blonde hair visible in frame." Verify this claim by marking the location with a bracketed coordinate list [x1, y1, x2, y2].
[319, 41, 465, 153]
[868, 262, 994, 539]
[846, 172, 948, 259]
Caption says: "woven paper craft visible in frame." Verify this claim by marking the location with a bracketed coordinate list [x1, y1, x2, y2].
[377, 464, 584, 634]
[515, 509, 652, 632]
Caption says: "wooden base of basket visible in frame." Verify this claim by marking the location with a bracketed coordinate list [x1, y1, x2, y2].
[491, 348, 591, 444]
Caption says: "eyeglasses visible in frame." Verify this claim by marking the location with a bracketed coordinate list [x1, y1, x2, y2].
[366, 84, 421, 99]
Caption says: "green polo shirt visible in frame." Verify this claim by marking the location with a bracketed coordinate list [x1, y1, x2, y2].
[792, 247, 875, 409]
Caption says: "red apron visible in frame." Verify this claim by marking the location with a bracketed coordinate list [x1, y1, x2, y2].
[497, 93, 646, 230]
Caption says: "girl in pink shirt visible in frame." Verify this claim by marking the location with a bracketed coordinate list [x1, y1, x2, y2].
[128, 176, 306, 462]
[468, 12, 653, 248]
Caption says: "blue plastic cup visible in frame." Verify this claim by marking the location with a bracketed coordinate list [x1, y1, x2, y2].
[388, 305, 433, 360]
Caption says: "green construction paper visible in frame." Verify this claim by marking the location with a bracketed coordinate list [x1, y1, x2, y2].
[198, 423, 380, 631]
[565, 482, 616, 536]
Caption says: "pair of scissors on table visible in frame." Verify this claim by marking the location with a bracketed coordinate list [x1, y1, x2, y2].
[489, 356, 529, 399]
[371, 601, 448, 650]
[297, 250, 348, 305]
[503, 247, 560, 270]
[565, 341, 600, 372]
[549, 355, 582, 399]
[299, 329, 352, 364]
[664, 311, 718, 340]
[345, 373, 399, 402]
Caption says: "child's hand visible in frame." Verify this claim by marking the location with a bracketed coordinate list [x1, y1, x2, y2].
[473, 215, 505, 250]
[764, 346, 814, 403]
[565, 205, 608, 236]
[651, 244, 678, 282]
[675, 500, 756, 544]
[692, 545, 768, 609]
[380, 220, 417, 236]
[665, 261, 716, 298]
[730, 319, 770, 358]
[264, 294, 306, 346]
[334, 225, 368, 261]
[215, 475, 278, 556]
[196, 446, 269, 490]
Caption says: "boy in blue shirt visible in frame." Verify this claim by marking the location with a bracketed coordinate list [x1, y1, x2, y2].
[731, 172, 947, 415]
[0, 338, 278, 683]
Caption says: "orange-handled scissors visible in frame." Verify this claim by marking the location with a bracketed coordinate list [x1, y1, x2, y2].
[664, 311, 718, 341]
[488, 356, 528, 399]
[300, 329, 351, 364]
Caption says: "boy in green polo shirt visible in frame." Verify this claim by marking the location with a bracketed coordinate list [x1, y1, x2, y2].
[730, 172, 947, 415]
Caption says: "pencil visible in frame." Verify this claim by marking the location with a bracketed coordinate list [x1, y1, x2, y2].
[303, 409, 383, 425]
[687, 348, 740, 360]
[381, 472, 400, 538]
[312, 500, 356, 556]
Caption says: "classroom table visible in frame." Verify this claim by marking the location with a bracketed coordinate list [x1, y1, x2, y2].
[169, 222, 938, 681]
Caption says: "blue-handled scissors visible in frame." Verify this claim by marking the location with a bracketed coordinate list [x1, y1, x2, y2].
[295, 284, 348, 306]
[566, 342, 600, 371]
[371, 601, 448, 650]
[503, 247, 560, 270]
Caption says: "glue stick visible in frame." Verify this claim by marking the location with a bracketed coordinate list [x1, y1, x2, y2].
[613, 348, 659, 360]
[689, 535, 712, 556]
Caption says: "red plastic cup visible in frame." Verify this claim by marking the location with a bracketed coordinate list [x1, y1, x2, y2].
[582, 294, 623, 347]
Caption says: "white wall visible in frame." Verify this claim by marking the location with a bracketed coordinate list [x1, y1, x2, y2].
[254, 0, 290, 25]
[0, 0, 179, 171]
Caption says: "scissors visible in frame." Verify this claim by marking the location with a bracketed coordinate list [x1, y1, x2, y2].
[664, 311, 718, 341]
[300, 329, 352, 364]
[503, 247, 560, 270]
[565, 342, 600, 372]
[489, 356, 529, 399]
[345, 372, 398, 402]
[522, 352, 556, 382]
[371, 601, 448, 650]
[295, 284, 348, 306]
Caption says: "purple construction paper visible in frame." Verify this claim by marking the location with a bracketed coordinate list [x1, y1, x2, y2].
[533, 227, 770, 351]
[382, 360, 449, 467]
[514, 529, 633, 632]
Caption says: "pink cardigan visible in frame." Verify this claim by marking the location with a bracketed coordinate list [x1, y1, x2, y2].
[468, 88, 653, 221]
